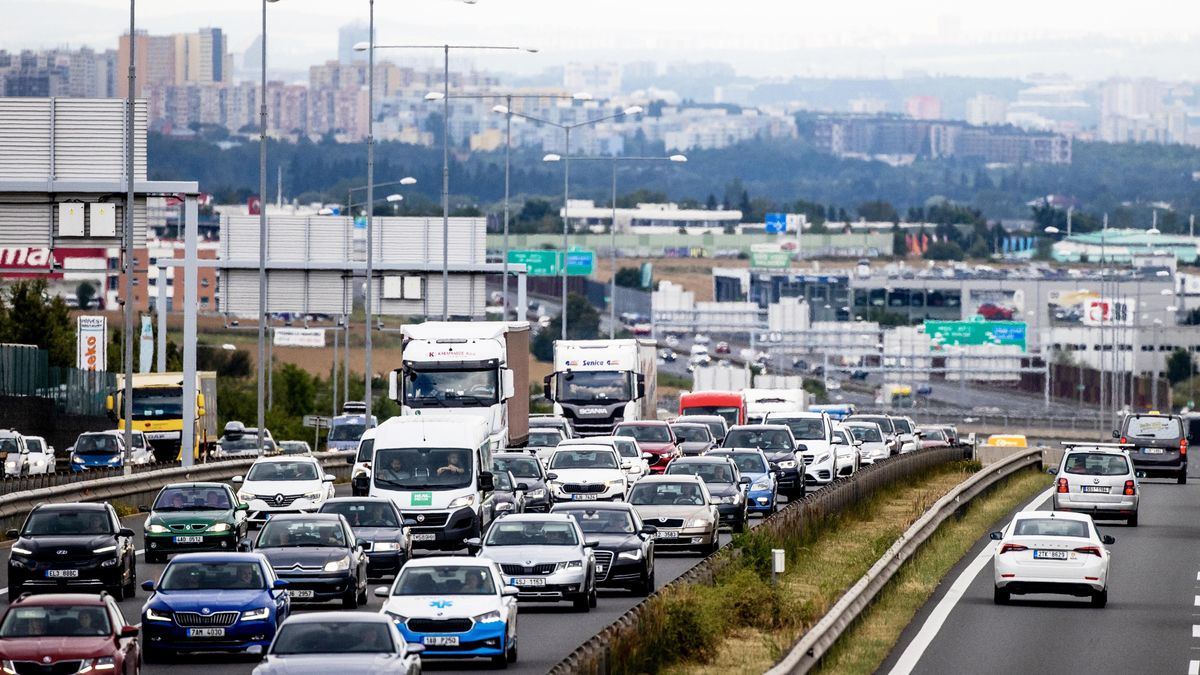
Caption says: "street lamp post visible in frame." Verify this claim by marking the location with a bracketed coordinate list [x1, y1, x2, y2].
[122, 0, 136, 474]
[257, 0, 281, 455]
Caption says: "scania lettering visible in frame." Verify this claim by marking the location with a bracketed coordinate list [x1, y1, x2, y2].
[544, 339, 657, 436]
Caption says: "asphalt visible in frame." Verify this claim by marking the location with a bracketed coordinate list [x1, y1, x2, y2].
[0, 482, 774, 675]
[880, 467, 1199, 675]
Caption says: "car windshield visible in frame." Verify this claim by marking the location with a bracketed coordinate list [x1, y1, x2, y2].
[557, 370, 631, 402]
[629, 481, 706, 506]
[159, 561, 265, 590]
[321, 502, 399, 528]
[0, 606, 112, 637]
[154, 487, 232, 511]
[671, 426, 711, 443]
[355, 438, 375, 463]
[616, 425, 671, 443]
[667, 462, 734, 484]
[1124, 416, 1181, 439]
[612, 438, 639, 458]
[847, 425, 882, 443]
[1012, 518, 1090, 538]
[922, 429, 946, 441]
[373, 447, 474, 490]
[280, 442, 309, 454]
[271, 621, 395, 655]
[0, 438, 17, 454]
[73, 434, 119, 455]
[485, 521, 579, 546]
[851, 416, 895, 434]
[128, 388, 183, 421]
[392, 567, 496, 596]
[329, 423, 367, 442]
[494, 456, 541, 478]
[549, 449, 619, 470]
[561, 508, 637, 534]
[529, 430, 563, 448]
[405, 367, 498, 407]
[892, 418, 914, 434]
[258, 520, 347, 548]
[725, 453, 767, 474]
[26, 439, 43, 453]
[1064, 453, 1131, 476]
[219, 437, 260, 454]
[682, 406, 740, 426]
[723, 428, 792, 450]
[24, 510, 111, 536]
[246, 461, 319, 482]
[774, 417, 825, 440]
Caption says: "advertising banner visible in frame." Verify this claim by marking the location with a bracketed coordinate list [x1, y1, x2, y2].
[273, 328, 327, 348]
[138, 315, 154, 374]
[76, 315, 107, 371]
[967, 289, 1024, 321]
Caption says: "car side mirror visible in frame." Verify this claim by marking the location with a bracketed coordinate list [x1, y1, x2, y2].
[238, 538, 253, 553]
[832, 437, 845, 445]
[322, 474, 336, 483]
[232, 476, 244, 484]
[463, 537, 482, 549]
[138, 505, 151, 513]
[478, 471, 495, 492]
[245, 645, 264, 659]
[120, 625, 139, 637]
[273, 579, 289, 589]
[403, 519, 418, 527]
[546, 472, 558, 481]
[584, 539, 600, 548]
[237, 503, 249, 511]
[640, 452, 653, 460]
[768, 463, 780, 472]
[542, 374, 553, 400]
[356, 539, 367, 549]
[1111, 430, 1120, 439]
[118, 527, 135, 538]
[345, 455, 356, 465]
[374, 586, 390, 598]
[516, 483, 529, 491]
[640, 524, 658, 536]
[1047, 468, 1058, 475]
[795, 443, 808, 452]
[141, 580, 155, 592]
[988, 531, 1003, 541]
[6, 528, 19, 540]
[739, 476, 751, 485]
[1102, 535, 1116, 545]
[501, 586, 520, 597]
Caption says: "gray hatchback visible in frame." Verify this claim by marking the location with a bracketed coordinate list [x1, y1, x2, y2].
[1051, 444, 1140, 526]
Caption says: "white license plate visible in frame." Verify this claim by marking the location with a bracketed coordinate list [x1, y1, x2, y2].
[46, 569, 79, 578]
[571, 494, 600, 501]
[174, 536, 204, 543]
[1033, 550, 1068, 560]
[287, 589, 315, 599]
[1143, 448, 1165, 454]
[187, 628, 225, 637]
[423, 636, 460, 646]
[145, 431, 181, 440]
[513, 577, 546, 587]
[411, 533, 436, 542]
[1081, 486, 1109, 493]
[595, 563, 604, 572]
[654, 530, 679, 539]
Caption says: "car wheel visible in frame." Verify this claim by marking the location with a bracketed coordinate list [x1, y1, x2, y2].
[490, 651, 510, 669]
[123, 558, 137, 598]
[992, 586, 1009, 605]
[110, 579, 126, 602]
[342, 585, 360, 609]
[141, 647, 164, 665]
[1178, 470, 1187, 485]
[572, 591, 590, 612]
[145, 551, 164, 565]
[733, 513, 746, 534]
[357, 578, 369, 605]
[588, 575, 598, 608]
[1128, 513, 1139, 527]
[1091, 588, 1108, 608]
[7, 581, 19, 599]
[506, 634, 518, 663]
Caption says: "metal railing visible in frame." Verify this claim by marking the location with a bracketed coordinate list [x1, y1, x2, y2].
[0, 344, 117, 416]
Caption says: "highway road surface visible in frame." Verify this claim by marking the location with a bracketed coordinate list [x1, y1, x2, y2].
[883, 467, 1196, 675]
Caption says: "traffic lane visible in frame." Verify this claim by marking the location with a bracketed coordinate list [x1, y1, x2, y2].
[898, 473, 1197, 675]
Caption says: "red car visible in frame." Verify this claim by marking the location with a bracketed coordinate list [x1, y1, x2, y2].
[0, 592, 139, 673]
[975, 303, 1014, 321]
[714, 341, 731, 354]
[614, 421, 680, 474]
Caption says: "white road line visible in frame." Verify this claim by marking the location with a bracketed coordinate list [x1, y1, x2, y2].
[1188, 659, 1199, 675]
[887, 486, 1053, 675]
[1194, 596, 1200, 608]
[1195, 571, 1200, 582]
[1193, 625, 1200, 639]
[0, 549, 147, 598]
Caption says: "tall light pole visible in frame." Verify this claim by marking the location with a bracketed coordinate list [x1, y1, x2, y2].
[256, 0, 281, 454]
[523, 104, 644, 338]
[122, 0, 136, 474]
[363, 0, 376, 425]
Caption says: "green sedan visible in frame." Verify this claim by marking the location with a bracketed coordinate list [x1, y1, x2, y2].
[140, 482, 249, 563]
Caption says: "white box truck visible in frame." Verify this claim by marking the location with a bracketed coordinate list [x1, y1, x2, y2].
[543, 339, 657, 436]
[389, 321, 530, 450]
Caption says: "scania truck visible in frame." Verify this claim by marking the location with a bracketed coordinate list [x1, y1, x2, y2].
[543, 339, 657, 436]
[106, 371, 217, 462]
[389, 321, 530, 450]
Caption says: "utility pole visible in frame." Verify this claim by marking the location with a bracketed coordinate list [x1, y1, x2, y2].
[122, 0, 136, 475]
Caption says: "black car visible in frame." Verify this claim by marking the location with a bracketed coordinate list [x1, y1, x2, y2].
[550, 502, 656, 595]
[319, 498, 413, 580]
[723, 424, 804, 498]
[492, 470, 527, 518]
[493, 452, 550, 512]
[669, 423, 716, 456]
[1117, 413, 1187, 483]
[6, 503, 138, 600]
[664, 456, 751, 532]
[245, 513, 369, 608]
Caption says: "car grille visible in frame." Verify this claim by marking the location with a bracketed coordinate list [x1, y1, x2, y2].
[13, 662, 83, 675]
[407, 618, 473, 633]
[401, 511, 449, 527]
[251, 493, 305, 508]
[499, 563, 557, 576]
[562, 483, 606, 494]
[168, 523, 208, 532]
[593, 550, 614, 580]
[644, 517, 685, 528]
[174, 611, 240, 627]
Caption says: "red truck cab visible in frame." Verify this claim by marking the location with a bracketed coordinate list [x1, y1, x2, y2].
[678, 391, 746, 428]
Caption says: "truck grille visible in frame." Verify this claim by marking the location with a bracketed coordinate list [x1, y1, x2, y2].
[562, 483, 606, 493]
[593, 550, 614, 580]
[407, 618, 473, 633]
[13, 662, 83, 675]
[500, 563, 557, 576]
[173, 611, 239, 627]
[400, 511, 449, 527]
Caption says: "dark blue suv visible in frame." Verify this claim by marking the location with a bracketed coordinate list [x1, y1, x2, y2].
[140, 552, 290, 661]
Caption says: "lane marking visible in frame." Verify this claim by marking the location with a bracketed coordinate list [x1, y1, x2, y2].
[1188, 660, 1199, 675]
[887, 486, 1053, 675]
[0, 548, 147, 598]
[1194, 596, 1200, 608]
[1193, 626, 1200, 639]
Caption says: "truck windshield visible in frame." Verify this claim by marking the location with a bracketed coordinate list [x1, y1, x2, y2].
[373, 447, 475, 490]
[682, 406, 740, 426]
[128, 388, 183, 421]
[558, 371, 630, 402]
[404, 367, 498, 407]
[329, 423, 367, 442]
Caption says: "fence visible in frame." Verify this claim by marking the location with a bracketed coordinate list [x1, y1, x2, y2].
[0, 344, 116, 417]
[1016, 362, 1170, 412]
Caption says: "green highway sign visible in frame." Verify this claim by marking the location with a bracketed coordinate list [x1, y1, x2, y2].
[926, 320, 1027, 352]
[564, 250, 594, 276]
[507, 249, 595, 276]
[751, 251, 792, 268]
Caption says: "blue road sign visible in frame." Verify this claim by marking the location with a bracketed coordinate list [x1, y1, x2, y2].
[765, 213, 787, 233]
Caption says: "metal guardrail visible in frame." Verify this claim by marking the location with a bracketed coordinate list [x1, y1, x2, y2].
[546, 445, 970, 675]
[1, 461, 194, 494]
[765, 447, 1043, 675]
[855, 408, 1108, 434]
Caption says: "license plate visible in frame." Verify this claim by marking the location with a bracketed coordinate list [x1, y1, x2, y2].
[1033, 550, 1068, 560]
[423, 636, 460, 646]
[654, 530, 679, 539]
[571, 494, 600, 501]
[187, 628, 225, 637]
[174, 536, 204, 543]
[1143, 448, 1165, 454]
[513, 577, 546, 587]
[411, 533, 436, 542]
[145, 431, 181, 440]
[46, 569, 79, 578]
[595, 563, 604, 572]
[1081, 486, 1109, 494]
[287, 589, 315, 599]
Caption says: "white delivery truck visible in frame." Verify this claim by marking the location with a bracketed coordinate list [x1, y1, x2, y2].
[543, 339, 657, 436]
[744, 388, 810, 424]
[390, 321, 530, 450]
[368, 415, 498, 551]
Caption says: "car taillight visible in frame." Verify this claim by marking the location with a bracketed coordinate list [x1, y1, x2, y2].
[1120, 436, 1127, 444]
[1123, 480, 1135, 496]
[1056, 477, 1069, 493]
[999, 544, 1027, 554]
[1181, 438, 1188, 456]
[1074, 546, 1103, 557]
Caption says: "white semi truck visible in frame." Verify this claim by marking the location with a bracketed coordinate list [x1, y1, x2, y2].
[389, 321, 530, 450]
[543, 339, 657, 436]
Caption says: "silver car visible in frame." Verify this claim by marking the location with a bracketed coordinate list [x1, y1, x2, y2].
[1051, 444, 1140, 526]
[627, 475, 721, 555]
[252, 612, 422, 675]
[842, 421, 890, 464]
[472, 513, 598, 611]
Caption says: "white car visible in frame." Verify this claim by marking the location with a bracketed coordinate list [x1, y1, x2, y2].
[991, 510, 1115, 607]
[558, 437, 648, 483]
[762, 413, 840, 486]
[1, 430, 29, 476]
[22, 436, 54, 475]
[545, 444, 627, 502]
[233, 455, 337, 525]
[472, 513, 597, 611]
[831, 427, 860, 477]
[890, 416, 919, 454]
[119, 430, 156, 465]
[376, 557, 519, 667]
[842, 422, 889, 465]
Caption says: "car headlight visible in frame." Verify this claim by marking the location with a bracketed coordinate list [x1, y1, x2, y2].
[10, 546, 32, 556]
[720, 495, 738, 504]
[323, 556, 352, 572]
[109, 455, 123, 463]
[818, 454, 830, 464]
[373, 541, 401, 552]
[555, 560, 584, 571]
[777, 460, 797, 469]
[237, 491, 253, 502]
[687, 518, 712, 528]
[384, 610, 407, 624]
[495, 502, 514, 512]
[93, 545, 117, 554]
[1, 660, 16, 675]
[473, 610, 503, 623]
[751, 479, 770, 491]
[72, 456, 85, 464]
[240, 607, 270, 621]
[207, 522, 231, 533]
[447, 494, 476, 509]
[617, 549, 643, 561]
[526, 489, 545, 499]
[77, 657, 115, 673]
[145, 608, 172, 622]
[302, 490, 323, 501]
[605, 479, 625, 488]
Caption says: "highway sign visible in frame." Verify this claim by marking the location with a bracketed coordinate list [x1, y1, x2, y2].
[564, 250, 595, 276]
[765, 213, 787, 233]
[302, 415, 330, 429]
[926, 320, 1027, 351]
[751, 251, 792, 268]
[507, 250, 559, 276]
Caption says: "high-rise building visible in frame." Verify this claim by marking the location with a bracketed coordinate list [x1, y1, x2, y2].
[338, 22, 370, 64]
[174, 27, 232, 85]
[117, 31, 175, 97]
[966, 94, 1008, 126]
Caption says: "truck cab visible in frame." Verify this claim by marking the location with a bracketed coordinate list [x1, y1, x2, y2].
[326, 401, 376, 453]
[679, 391, 746, 428]
[106, 372, 215, 463]
[543, 339, 657, 437]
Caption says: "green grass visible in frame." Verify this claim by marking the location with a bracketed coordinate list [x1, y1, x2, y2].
[811, 466, 1050, 675]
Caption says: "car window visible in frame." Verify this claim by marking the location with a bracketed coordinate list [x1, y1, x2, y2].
[1124, 416, 1181, 439]
[272, 621, 395, 655]
[1063, 453, 1130, 476]
[723, 429, 792, 450]
[74, 434, 120, 455]
[0, 438, 18, 454]
[549, 449, 619, 470]
[393, 566, 496, 595]
[892, 418, 913, 434]
[1013, 518, 1090, 538]
[628, 481, 705, 506]
[616, 425, 671, 443]
[560, 508, 637, 534]
[159, 561, 265, 590]
[25, 438, 44, 453]
[494, 471, 514, 490]
[485, 521, 579, 546]
[246, 461, 319, 481]
[716, 453, 767, 474]
[529, 430, 564, 447]
[0, 606, 112, 637]
[354, 438, 375, 463]
[851, 416, 895, 434]
[258, 520, 347, 548]
[612, 439, 639, 458]
[671, 426, 710, 443]
[774, 418, 825, 440]
[23, 509, 112, 536]
[666, 462, 734, 483]
[847, 425, 882, 443]
[495, 456, 542, 478]
[922, 429, 946, 441]
[154, 487, 232, 511]
[321, 502, 399, 528]
[373, 448, 474, 490]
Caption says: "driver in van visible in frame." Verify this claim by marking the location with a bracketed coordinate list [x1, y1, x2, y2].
[437, 452, 466, 476]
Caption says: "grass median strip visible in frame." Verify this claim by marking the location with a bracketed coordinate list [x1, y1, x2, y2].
[811, 465, 1049, 675]
[641, 460, 982, 675]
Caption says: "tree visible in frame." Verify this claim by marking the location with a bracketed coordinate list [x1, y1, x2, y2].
[615, 267, 643, 289]
[617, 189, 668, 208]
[705, 193, 718, 210]
[529, 293, 601, 361]
[0, 279, 75, 368]
[75, 282, 96, 309]
[924, 241, 965, 261]
[966, 239, 991, 259]
[857, 200, 899, 223]
[1167, 349, 1194, 385]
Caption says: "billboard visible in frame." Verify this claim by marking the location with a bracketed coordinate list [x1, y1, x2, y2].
[1048, 290, 1134, 326]
[76, 315, 107, 371]
[273, 328, 327, 348]
[926, 319, 1027, 352]
[967, 289, 1024, 321]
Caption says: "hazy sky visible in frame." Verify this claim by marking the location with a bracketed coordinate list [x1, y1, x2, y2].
[5, 0, 1200, 79]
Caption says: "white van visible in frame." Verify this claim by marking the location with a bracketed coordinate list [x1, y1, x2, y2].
[369, 416, 497, 551]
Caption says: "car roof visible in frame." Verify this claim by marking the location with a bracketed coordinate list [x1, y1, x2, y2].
[162, 482, 229, 489]
[728, 424, 791, 431]
[551, 501, 635, 512]
[405, 556, 494, 569]
[1013, 510, 1094, 523]
[497, 513, 577, 523]
[37, 502, 106, 512]
[261, 513, 343, 523]
[253, 454, 318, 464]
[168, 552, 267, 564]
[709, 448, 766, 455]
[323, 496, 396, 505]
[636, 474, 704, 484]
[560, 438, 616, 446]
[551, 444, 616, 453]
[10, 593, 108, 607]
[1062, 445, 1132, 456]
[281, 611, 392, 625]
[617, 420, 669, 427]
[668, 456, 732, 465]
[764, 412, 822, 419]
[494, 452, 542, 459]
